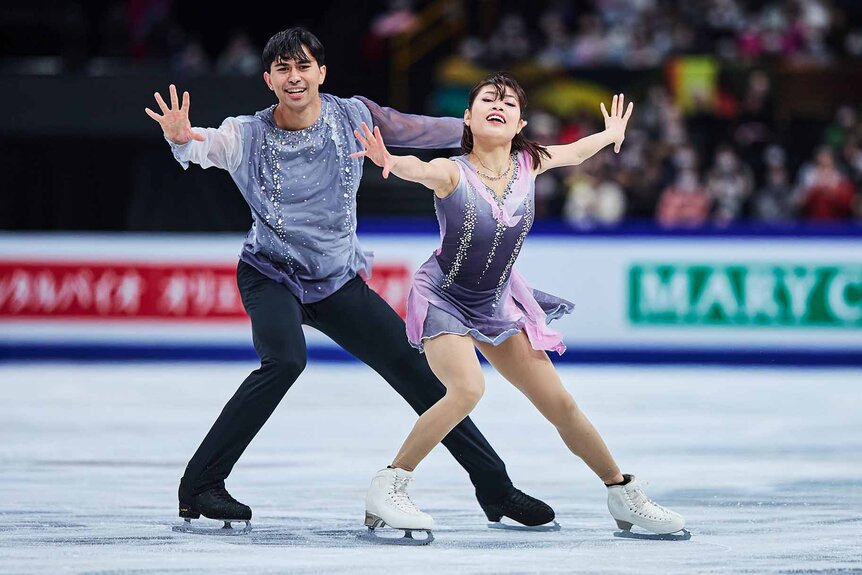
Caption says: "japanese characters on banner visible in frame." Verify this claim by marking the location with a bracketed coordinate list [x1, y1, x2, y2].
[0, 261, 244, 320]
[1, 234, 860, 354]
[0, 260, 412, 321]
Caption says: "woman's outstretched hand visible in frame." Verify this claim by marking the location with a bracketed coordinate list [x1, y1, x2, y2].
[350, 122, 396, 178]
[145, 84, 206, 145]
[600, 94, 634, 153]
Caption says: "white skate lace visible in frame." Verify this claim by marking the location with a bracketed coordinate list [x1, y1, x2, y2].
[626, 480, 675, 522]
[389, 475, 422, 515]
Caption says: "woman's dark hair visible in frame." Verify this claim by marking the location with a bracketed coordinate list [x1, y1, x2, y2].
[262, 27, 325, 71]
[461, 72, 550, 170]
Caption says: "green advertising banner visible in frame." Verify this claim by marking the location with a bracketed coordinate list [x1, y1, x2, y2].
[629, 264, 862, 328]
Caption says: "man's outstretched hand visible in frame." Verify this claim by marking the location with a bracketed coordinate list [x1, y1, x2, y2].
[145, 84, 205, 145]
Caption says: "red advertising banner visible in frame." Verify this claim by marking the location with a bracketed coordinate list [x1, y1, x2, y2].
[0, 260, 412, 320]
[367, 264, 412, 319]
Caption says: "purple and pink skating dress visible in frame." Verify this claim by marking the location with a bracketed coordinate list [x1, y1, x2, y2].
[406, 150, 574, 354]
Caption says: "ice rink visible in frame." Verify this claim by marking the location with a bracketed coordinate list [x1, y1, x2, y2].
[1, 361, 860, 574]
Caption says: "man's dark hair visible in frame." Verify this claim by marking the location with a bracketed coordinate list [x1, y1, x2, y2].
[262, 27, 325, 71]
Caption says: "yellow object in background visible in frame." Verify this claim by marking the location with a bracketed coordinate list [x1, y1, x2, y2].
[666, 56, 718, 113]
[532, 79, 615, 119]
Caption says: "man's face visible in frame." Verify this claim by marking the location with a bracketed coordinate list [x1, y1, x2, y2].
[263, 46, 326, 110]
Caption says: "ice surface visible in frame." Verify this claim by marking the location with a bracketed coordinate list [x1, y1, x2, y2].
[1, 363, 860, 574]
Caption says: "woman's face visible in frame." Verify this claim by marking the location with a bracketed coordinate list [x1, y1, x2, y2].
[464, 84, 526, 145]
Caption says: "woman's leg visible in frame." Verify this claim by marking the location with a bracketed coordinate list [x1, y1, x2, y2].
[391, 334, 486, 471]
[308, 277, 514, 501]
[476, 332, 623, 485]
[480, 333, 687, 535]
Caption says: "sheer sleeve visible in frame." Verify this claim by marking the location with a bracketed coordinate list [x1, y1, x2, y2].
[167, 117, 244, 172]
[354, 96, 462, 149]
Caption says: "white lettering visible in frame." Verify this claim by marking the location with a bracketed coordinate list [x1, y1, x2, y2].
[215, 276, 241, 313]
[189, 273, 216, 315]
[0, 271, 32, 313]
[94, 270, 118, 315]
[115, 272, 143, 314]
[744, 268, 780, 321]
[694, 269, 739, 318]
[159, 274, 188, 315]
[826, 270, 862, 323]
[783, 268, 818, 321]
[638, 268, 690, 317]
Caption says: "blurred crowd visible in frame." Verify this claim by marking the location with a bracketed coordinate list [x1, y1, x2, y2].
[4, 0, 861, 228]
[529, 88, 861, 228]
[473, 0, 862, 70]
[0, 0, 261, 76]
[444, 0, 862, 227]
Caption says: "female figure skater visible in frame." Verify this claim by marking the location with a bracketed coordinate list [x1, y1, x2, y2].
[352, 73, 687, 540]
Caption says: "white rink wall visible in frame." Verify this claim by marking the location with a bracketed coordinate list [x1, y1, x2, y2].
[1, 231, 860, 365]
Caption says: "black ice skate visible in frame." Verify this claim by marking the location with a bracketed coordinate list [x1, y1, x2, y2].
[172, 484, 252, 535]
[480, 487, 560, 532]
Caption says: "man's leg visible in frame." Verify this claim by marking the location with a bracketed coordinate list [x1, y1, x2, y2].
[181, 261, 308, 494]
[309, 276, 513, 502]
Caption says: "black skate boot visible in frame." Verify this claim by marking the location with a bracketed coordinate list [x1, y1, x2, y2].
[479, 486, 559, 531]
[173, 483, 252, 535]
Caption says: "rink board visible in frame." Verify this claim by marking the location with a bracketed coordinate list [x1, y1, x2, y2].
[0, 231, 860, 365]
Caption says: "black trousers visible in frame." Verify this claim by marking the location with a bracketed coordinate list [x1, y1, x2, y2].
[181, 261, 513, 503]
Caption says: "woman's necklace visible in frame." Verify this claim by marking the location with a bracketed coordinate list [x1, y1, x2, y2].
[479, 153, 519, 210]
[472, 153, 513, 182]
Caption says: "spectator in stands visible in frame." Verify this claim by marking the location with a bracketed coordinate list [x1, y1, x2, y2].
[370, 0, 419, 38]
[485, 13, 532, 66]
[657, 168, 712, 227]
[753, 145, 797, 222]
[216, 32, 259, 76]
[171, 34, 209, 76]
[706, 144, 754, 224]
[526, 109, 564, 218]
[562, 159, 626, 228]
[824, 105, 857, 149]
[799, 147, 857, 220]
[838, 136, 862, 190]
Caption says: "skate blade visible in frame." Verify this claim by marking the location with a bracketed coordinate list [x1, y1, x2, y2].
[358, 527, 434, 546]
[613, 528, 691, 541]
[171, 518, 252, 536]
[359, 515, 433, 546]
[487, 520, 561, 532]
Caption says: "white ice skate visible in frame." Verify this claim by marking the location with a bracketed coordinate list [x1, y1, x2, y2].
[607, 475, 690, 540]
[361, 467, 434, 545]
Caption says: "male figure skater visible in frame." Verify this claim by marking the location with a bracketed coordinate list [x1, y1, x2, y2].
[145, 27, 554, 532]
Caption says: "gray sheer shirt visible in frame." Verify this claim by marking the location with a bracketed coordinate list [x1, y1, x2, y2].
[168, 94, 461, 303]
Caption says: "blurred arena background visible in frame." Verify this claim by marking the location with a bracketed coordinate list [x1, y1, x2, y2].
[1, 0, 859, 364]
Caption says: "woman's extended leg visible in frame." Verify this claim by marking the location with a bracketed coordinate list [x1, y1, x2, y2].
[477, 331, 687, 536]
[475, 332, 622, 484]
